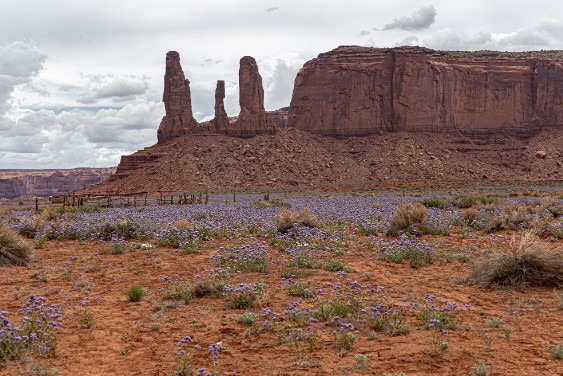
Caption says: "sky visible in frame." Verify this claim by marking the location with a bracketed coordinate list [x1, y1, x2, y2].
[1, 0, 562, 169]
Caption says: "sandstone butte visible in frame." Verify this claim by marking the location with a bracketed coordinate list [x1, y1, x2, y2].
[288, 46, 562, 137]
[83, 46, 562, 195]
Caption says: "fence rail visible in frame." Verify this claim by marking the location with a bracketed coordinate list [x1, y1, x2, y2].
[0, 191, 229, 211]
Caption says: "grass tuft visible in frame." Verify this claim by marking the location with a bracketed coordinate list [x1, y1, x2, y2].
[0, 226, 32, 266]
[465, 231, 563, 288]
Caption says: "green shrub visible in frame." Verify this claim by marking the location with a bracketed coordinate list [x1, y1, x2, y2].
[288, 281, 313, 298]
[126, 285, 146, 302]
[0, 226, 32, 266]
[324, 257, 345, 272]
[486, 317, 502, 328]
[421, 197, 446, 208]
[542, 342, 562, 360]
[236, 312, 259, 325]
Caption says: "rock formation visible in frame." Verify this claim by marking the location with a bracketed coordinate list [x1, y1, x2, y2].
[157, 51, 199, 143]
[227, 56, 277, 138]
[211, 80, 230, 133]
[288, 46, 563, 137]
[0, 168, 115, 199]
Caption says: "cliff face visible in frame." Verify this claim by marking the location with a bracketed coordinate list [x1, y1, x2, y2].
[288, 46, 563, 137]
[0, 168, 115, 199]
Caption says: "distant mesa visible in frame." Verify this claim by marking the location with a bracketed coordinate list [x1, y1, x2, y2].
[288, 46, 563, 137]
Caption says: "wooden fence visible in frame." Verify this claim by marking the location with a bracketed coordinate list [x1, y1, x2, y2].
[0, 190, 256, 211]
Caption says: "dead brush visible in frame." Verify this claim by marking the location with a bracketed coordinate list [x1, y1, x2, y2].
[274, 208, 319, 233]
[172, 218, 193, 231]
[0, 226, 33, 266]
[387, 202, 428, 236]
[465, 231, 563, 288]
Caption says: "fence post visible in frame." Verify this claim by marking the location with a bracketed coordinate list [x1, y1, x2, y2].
[205, 191, 209, 204]
[233, 190, 236, 203]
[35, 197, 39, 212]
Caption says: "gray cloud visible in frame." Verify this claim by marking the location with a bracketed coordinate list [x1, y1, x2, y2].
[359, 30, 371, 36]
[425, 19, 563, 50]
[77, 78, 148, 104]
[0, 101, 162, 167]
[263, 57, 300, 110]
[397, 36, 420, 46]
[0, 41, 46, 116]
[267, 7, 279, 13]
[383, 5, 437, 31]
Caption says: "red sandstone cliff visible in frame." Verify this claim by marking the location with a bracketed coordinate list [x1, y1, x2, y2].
[288, 46, 563, 137]
[0, 168, 115, 199]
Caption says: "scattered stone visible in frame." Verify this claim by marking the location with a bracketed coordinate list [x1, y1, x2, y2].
[535, 150, 547, 159]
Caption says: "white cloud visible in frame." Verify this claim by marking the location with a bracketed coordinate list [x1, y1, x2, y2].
[425, 19, 563, 50]
[383, 5, 437, 31]
[0, 101, 162, 168]
[77, 78, 148, 104]
[0, 40, 46, 116]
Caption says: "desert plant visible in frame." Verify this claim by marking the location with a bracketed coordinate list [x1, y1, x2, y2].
[288, 281, 313, 298]
[236, 312, 259, 325]
[274, 208, 319, 233]
[126, 285, 146, 302]
[333, 332, 355, 351]
[427, 334, 449, 357]
[464, 231, 563, 288]
[542, 342, 562, 359]
[353, 353, 368, 366]
[487, 317, 502, 328]
[0, 226, 32, 266]
[387, 202, 428, 235]
[323, 257, 345, 272]
[468, 363, 493, 376]
[421, 197, 446, 208]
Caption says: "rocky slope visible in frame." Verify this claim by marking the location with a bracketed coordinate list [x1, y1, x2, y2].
[0, 168, 115, 199]
[288, 46, 563, 137]
[85, 46, 563, 195]
[83, 128, 562, 195]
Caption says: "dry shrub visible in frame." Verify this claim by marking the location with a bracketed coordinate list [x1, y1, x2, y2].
[462, 208, 477, 223]
[387, 202, 428, 236]
[0, 226, 33, 266]
[275, 208, 319, 233]
[465, 231, 563, 288]
[172, 218, 193, 231]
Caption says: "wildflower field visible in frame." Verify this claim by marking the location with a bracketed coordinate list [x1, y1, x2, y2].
[1, 185, 562, 375]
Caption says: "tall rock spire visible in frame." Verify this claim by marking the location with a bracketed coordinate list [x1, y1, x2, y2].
[212, 80, 230, 133]
[157, 51, 199, 143]
[227, 56, 277, 138]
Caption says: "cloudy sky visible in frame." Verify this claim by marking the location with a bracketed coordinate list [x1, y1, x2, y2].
[1, 0, 562, 168]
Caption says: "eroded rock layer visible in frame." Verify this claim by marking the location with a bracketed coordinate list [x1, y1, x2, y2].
[288, 46, 563, 137]
[157, 51, 199, 143]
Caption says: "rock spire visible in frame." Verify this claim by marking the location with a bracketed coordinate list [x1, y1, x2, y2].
[157, 51, 199, 143]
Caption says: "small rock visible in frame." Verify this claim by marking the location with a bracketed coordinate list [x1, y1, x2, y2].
[535, 150, 547, 159]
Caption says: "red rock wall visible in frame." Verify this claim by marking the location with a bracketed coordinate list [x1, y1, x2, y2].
[288, 46, 563, 136]
[0, 168, 115, 199]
